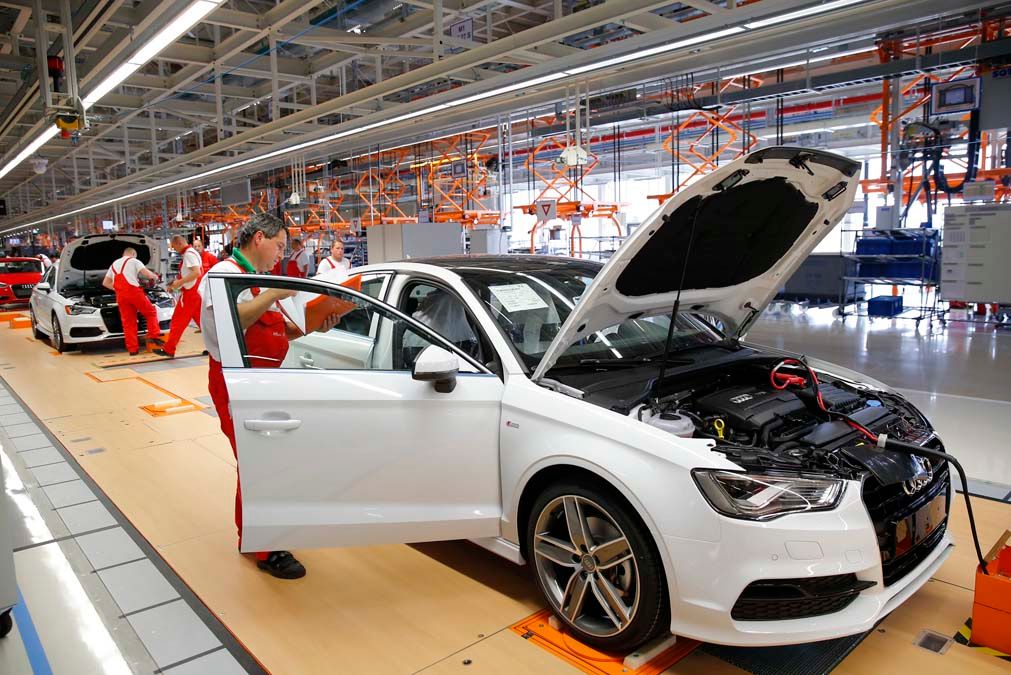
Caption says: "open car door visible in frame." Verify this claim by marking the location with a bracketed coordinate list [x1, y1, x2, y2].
[206, 273, 504, 553]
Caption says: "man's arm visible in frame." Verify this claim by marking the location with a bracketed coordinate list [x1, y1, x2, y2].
[236, 288, 295, 330]
[102, 273, 114, 291]
[170, 265, 200, 290]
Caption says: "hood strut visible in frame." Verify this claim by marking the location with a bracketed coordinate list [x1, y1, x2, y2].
[652, 195, 707, 404]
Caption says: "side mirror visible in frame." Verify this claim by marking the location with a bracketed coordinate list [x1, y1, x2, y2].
[36, 282, 51, 292]
[412, 345, 459, 393]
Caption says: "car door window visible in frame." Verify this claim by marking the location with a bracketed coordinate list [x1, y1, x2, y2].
[222, 275, 480, 373]
[328, 274, 387, 338]
[399, 281, 486, 363]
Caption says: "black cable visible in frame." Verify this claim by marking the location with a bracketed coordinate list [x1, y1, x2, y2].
[877, 436, 989, 575]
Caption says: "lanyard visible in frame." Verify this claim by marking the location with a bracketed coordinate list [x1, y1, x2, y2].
[229, 249, 256, 273]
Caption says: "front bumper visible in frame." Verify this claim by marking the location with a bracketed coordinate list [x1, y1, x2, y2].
[663, 480, 953, 646]
[62, 306, 174, 343]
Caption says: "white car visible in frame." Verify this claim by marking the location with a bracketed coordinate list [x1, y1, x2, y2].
[206, 148, 952, 650]
[30, 234, 175, 352]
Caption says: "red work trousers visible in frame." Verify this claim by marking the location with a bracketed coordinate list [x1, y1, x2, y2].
[207, 357, 269, 561]
[115, 286, 161, 354]
[162, 286, 201, 356]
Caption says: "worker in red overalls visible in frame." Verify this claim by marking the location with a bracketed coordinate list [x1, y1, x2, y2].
[193, 238, 216, 274]
[154, 235, 203, 358]
[102, 247, 163, 355]
[285, 237, 310, 278]
[199, 213, 339, 579]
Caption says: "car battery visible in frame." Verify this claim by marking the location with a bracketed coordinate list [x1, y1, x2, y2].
[868, 295, 903, 317]
[972, 530, 1011, 654]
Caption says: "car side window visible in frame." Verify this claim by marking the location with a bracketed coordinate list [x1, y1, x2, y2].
[222, 276, 473, 373]
[326, 274, 387, 338]
[399, 281, 486, 363]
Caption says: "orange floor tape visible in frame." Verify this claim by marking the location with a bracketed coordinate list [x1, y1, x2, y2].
[510, 610, 699, 675]
[0, 311, 26, 321]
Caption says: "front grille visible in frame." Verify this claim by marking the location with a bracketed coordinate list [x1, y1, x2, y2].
[100, 307, 152, 334]
[862, 453, 950, 587]
[69, 327, 103, 338]
[732, 574, 876, 621]
[12, 284, 34, 298]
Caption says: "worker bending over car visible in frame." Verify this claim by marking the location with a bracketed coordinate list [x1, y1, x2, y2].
[102, 247, 164, 355]
[200, 213, 340, 580]
[155, 235, 203, 358]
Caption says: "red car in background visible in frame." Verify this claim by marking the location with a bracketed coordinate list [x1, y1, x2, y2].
[0, 257, 44, 306]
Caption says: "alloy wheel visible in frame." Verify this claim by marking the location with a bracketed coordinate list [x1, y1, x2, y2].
[52, 315, 64, 352]
[532, 495, 640, 638]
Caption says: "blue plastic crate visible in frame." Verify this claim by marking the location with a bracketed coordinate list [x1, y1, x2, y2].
[891, 238, 937, 256]
[856, 238, 893, 255]
[886, 261, 938, 279]
[868, 295, 903, 317]
[858, 262, 889, 277]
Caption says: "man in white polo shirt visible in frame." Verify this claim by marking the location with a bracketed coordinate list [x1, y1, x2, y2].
[315, 240, 351, 278]
[155, 235, 203, 358]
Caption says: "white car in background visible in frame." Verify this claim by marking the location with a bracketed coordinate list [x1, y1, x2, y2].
[29, 234, 174, 352]
[207, 148, 953, 650]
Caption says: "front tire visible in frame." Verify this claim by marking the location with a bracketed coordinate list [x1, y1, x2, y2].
[51, 313, 70, 353]
[526, 480, 668, 652]
[30, 307, 44, 340]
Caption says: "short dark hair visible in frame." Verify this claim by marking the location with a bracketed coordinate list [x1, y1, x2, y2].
[236, 213, 287, 248]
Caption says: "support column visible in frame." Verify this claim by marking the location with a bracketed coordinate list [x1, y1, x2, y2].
[269, 34, 280, 121]
[888, 76, 903, 228]
[32, 0, 52, 111]
[433, 0, 444, 61]
[58, 0, 79, 105]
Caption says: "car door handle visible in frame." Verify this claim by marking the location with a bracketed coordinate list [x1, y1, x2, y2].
[299, 354, 314, 368]
[244, 418, 302, 432]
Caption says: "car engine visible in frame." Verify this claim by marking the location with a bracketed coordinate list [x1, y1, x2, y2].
[624, 355, 936, 481]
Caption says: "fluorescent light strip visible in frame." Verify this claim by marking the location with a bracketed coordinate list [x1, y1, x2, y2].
[0, 125, 59, 181]
[6, 1, 872, 231]
[744, 0, 869, 30]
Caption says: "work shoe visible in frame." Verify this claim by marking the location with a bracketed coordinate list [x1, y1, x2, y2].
[153, 349, 174, 358]
[257, 551, 306, 579]
[128, 351, 138, 356]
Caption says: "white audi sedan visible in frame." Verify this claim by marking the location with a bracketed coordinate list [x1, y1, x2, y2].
[206, 148, 952, 650]
[30, 233, 174, 352]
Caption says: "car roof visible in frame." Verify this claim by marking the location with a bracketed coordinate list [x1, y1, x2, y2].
[388, 254, 604, 273]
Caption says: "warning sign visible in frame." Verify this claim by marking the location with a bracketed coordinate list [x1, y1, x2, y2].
[535, 199, 557, 222]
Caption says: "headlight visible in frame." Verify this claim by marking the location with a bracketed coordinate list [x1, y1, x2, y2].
[65, 304, 98, 315]
[0, 282, 8, 288]
[693, 470, 844, 521]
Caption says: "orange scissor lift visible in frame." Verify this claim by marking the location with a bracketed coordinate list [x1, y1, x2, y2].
[423, 131, 501, 228]
[516, 133, 623, 256]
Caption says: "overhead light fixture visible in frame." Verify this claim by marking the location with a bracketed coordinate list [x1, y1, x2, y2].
[0, 125, 59, 181]
[3, 1, 875, 232]
[1, 0, 224, 186]
[744, 0, 869, 30]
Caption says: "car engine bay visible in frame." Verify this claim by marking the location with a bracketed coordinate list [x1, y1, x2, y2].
[553, 347, 937, 484]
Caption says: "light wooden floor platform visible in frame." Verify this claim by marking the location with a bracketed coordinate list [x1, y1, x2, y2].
[0, 320, 1008, 674]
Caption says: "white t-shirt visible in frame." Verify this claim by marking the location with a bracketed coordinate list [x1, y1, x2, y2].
[104, 256, 146, 287]
[38, 254, 52, 269]
[315, 256, 351, 277]
[291, 248, 310, 275]
[179, 247, 203, 290]
[200, 259, 245, 362]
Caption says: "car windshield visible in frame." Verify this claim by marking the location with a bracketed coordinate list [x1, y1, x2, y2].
[455, 262, 722, 371]
[0, 260, 41, 274]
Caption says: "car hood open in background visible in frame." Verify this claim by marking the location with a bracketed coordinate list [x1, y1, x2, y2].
[532, 147, 860, 381]
[58, 234, 160, 293]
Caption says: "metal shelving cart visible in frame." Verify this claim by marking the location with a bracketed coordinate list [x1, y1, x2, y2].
[838, 228, 944, 326]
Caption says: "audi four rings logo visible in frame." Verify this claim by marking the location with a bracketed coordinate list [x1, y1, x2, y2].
[902, 456, 934, 495]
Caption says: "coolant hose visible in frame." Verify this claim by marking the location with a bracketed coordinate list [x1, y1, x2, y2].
[876, 434, 988, 575]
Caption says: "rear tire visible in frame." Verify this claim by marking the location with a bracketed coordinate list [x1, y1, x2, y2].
[526, 480, 669, 652]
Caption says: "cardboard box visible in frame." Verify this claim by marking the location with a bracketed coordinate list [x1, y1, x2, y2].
[972, 530, 1011, 654]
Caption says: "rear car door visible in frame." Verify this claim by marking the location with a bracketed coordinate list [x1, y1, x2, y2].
[207, 273, 504, 553]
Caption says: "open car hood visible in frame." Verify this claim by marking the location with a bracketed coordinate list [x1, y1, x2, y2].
[59, 234, 160, 292]
[532, 147, 860, 381]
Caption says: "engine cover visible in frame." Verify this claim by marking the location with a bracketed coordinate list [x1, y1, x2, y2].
[695, 385, 808, 431]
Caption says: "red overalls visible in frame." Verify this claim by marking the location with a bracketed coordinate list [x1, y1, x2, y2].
[161, 246, 202, 356]
[200, 249, 216, 274]
[207, 261, 289, 560]
[111, 258, 161, 354]
[285, 251, 306, 278]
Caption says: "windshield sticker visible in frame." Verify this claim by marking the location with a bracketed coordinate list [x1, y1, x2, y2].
[489, 284, 549, 312]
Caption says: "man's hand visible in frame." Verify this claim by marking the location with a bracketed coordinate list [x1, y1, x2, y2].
[168, 280, 181, 291]
[268, 288, 297, 301]
[316, 312, 341, 333]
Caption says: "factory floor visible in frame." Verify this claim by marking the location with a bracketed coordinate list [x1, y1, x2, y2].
[0, 307, 1009, 675]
